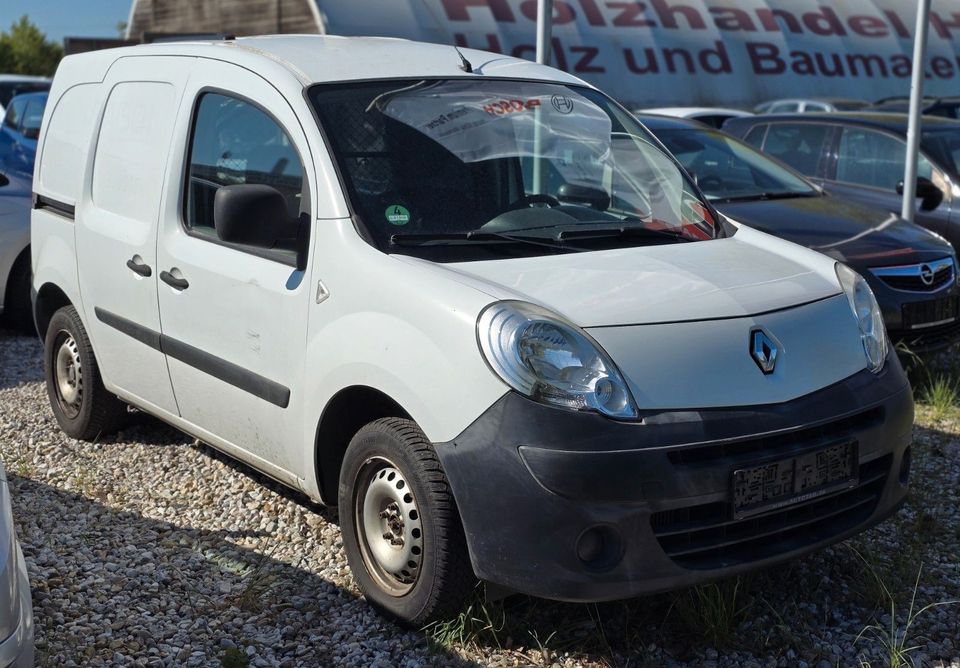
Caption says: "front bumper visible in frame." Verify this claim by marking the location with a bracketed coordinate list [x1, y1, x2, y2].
[435, 354, 913, 602]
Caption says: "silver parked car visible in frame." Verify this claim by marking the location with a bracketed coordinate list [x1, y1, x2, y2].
[0, 462, 33, 667]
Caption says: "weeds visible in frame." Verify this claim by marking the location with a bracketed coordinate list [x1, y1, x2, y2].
[855, 563, 958, 668]
[424, 595, 506, 650]
[919, 374, 958, 422]
[219, 647, 249, 668]
[667, 578, 751, 648]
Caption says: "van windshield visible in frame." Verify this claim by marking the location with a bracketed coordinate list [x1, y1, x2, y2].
[309, 79, 720, 260]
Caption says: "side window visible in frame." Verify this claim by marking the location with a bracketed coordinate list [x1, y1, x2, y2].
[92, 82, 179, 224]
[20, 99, 45, 139]
[804, 103, 830, 113]
[185, 92, 305, 252]
[3, 97, 26, 130]
[770, 102, 799, 113]
[762, 123, 830, 176]
[836, 128, 932, 191]
[743, 124, 767, 148]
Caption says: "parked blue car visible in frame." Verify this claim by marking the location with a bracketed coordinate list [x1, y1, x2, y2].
[0, 91, 46, 178]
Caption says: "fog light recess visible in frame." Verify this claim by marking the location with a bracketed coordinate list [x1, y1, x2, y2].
[899, 446, 912, 485]
[575, 525, 623, 572]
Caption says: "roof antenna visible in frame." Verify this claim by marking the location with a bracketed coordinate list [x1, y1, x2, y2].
[454, 45, 474, 73]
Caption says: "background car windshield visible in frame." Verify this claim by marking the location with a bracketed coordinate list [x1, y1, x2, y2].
[922, 129, 960, 179]
[310, 80, 717, 258]
[656, 129, 816, 201]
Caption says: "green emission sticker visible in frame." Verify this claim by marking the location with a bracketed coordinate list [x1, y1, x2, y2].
[385, 205, 411, 226]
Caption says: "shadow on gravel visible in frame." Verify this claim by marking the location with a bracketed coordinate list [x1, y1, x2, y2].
[11, 470, 479, 666]
[0, 329, 43, 389]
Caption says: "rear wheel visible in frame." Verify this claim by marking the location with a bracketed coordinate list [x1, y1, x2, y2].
[339, 418, 474, 625]
[44, 305, 125, 440]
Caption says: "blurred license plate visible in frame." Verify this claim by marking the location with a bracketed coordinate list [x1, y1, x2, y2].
[903, 297, 958, 329]
[732, 442, 858, 519]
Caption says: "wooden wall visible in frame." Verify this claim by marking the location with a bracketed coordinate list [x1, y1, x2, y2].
[127, 0, 321, 39]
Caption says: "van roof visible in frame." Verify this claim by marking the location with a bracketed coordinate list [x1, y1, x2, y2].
[121, 34, 587, 88]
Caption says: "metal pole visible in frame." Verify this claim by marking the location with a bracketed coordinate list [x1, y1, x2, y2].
[536, 0, 553, 65]
[533, 0, 553, 194]
[902, 0, 932, 222]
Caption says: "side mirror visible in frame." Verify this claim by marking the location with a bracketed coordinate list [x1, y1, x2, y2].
[897, 177, 944, 211]
[0, 173, 8, 188]
[214, 184, 294, 247]
[557, 183, 611, 211]
[22, 127, 40, 140]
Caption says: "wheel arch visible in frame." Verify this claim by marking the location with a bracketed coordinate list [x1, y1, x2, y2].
[34, 281, 74, 339]
[314, 385, 413, 505]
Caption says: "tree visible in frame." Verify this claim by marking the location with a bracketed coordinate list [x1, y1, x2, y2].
[0, 16, 63, 77]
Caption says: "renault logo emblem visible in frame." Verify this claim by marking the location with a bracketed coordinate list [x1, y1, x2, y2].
[920, 264, 935, 286]
[750, 328, 780, 374]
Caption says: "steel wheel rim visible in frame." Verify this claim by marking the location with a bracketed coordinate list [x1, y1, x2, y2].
[53, 331, 83, 419]
[354, 456, 424, 596]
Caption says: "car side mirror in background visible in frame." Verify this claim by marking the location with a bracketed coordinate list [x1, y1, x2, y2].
[557, 183, 611, 211]
[897, 177, 944, 212]
[0, 173, 8, 188]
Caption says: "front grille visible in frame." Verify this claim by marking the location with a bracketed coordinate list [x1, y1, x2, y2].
[872, 258, 954, 292]
[666, 408, 884, 466]
[651, 454, 891, 570]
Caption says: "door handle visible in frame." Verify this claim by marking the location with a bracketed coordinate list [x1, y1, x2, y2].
[126, 257, 152, 277]
[159, 270, 189, 291]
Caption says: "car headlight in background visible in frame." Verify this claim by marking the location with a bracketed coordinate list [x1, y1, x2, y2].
[836, 263, 888, 373]
[477, 301, 638, 419]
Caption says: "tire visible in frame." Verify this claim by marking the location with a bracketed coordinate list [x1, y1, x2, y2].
[3, 253, 34, 335]
[43, 305, 125, 440]
[339, 418, 475, 626]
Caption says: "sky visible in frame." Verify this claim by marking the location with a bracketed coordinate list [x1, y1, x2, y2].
[3, 0, 131, 42]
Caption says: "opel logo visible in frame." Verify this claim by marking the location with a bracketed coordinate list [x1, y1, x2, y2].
[551, 94, 574, 114]
[920, 264, 935, 286]
[750, 328, 780, 375]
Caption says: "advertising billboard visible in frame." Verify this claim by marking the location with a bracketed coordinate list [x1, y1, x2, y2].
[315, 0, 960, 107]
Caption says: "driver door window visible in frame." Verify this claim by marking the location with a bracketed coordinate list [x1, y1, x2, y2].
[185, 92, 306, 258]
[836, 128, 932, 192]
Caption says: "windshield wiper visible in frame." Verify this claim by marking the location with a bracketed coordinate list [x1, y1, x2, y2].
[711, 191, 818, 204]
[554, 225, 694, 243]
[390, 231, 578, 250]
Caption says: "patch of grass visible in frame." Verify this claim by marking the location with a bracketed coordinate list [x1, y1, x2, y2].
[219, 646, 249, 668]
[919, 374, 958, 422]
[424, 596, 506, 651]
[667, 578, 751, 649]
[855, 563, 958, 668]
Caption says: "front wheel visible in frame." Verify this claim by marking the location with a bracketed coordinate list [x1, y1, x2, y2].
[339, 418, 475, 625]
[43, 305, 125, 440]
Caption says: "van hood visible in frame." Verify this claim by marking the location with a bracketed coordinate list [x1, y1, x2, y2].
[429, 231, 840, 327]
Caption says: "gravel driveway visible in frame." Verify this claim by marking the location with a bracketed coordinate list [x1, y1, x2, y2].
[1, 328, 959, 667]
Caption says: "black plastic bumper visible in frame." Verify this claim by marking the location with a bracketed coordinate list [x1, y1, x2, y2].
[435, 353, 913, 602]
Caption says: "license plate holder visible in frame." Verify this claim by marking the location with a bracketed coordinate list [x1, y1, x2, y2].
[732, 442, 858, 520]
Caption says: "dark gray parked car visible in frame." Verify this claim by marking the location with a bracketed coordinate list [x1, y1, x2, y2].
[642, 114, 960, 352]
[724, 113, 960, 254]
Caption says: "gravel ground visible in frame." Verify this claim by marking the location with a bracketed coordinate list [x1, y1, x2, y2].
[1, 327, 959, 667]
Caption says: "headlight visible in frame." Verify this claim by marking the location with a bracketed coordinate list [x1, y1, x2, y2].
[477, 301, 638, 419]
[836, 263, 888, 373]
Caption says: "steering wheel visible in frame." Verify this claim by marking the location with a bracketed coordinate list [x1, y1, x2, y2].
[508, 193, 561, 211]
[696, 174, 725, 191]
